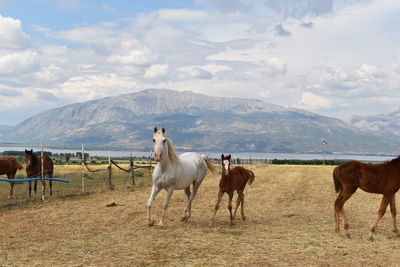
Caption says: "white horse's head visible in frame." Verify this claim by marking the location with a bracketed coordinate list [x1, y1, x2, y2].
[153, 127, 178, 162]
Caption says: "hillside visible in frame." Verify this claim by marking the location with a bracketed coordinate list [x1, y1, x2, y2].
[1, 89, 398, 154]
[351, 109, 400, 136]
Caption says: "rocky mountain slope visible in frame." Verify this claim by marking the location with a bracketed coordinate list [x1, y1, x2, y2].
[1, 89, 398, 154]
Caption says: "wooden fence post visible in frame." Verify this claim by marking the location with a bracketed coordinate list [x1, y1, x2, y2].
[149, 150, 153, 169]
[41, 143, 45, 200]
[130, 149, 135, 190]
[81, 144, 85, 194]
[108, 152, 114, 190]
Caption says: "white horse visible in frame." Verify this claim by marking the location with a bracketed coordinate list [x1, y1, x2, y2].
[147, 127, 216, 226]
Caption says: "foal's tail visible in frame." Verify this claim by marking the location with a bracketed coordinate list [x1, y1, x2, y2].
[333, 167, 342, 194]
[203, 156, 216, 174]
[247, 170, 255, 185]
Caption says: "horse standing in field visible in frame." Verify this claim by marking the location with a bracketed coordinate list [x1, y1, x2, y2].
[0, 157, 23, 199]
[209, 154, 255, 226]
[147, 127, 216, 227]
[25, 149, 54, 198]
[333, 156, 400, 240]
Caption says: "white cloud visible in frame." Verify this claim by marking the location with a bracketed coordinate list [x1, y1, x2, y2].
[299, 92, 331, 109]
[157, 9, 210, 22]
[144, 64, 169, 79]
[0, 50, 38, 75]
[0, 15, 30, 50]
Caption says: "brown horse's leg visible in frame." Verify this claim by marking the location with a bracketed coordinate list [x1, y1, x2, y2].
[334, 191, 343, 234]
[41, 180, 46, 200]
[7, 173, 14, 200]
[33, 180, 37, 195]
[390, 195, 399, 236]
[49, 180, 53, 196]
[334, 188, 354, 235]
[228, 192, 234, 225]
[369, 194, 391, 240]
[209, 190, 224, 226]
[28, 181, 32, 198]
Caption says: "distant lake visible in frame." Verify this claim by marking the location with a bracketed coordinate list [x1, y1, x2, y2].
[0, 145, 394, 162]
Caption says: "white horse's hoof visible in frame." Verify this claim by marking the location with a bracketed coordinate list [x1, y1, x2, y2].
[157, 221, 164, 227]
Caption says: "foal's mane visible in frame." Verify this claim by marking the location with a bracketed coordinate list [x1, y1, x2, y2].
[166, 138, 178, 162]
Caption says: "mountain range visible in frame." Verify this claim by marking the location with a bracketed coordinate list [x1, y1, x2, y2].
[0, 89, 399, 154]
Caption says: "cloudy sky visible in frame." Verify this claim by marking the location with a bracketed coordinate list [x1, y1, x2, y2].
[0, 0, 399, 125]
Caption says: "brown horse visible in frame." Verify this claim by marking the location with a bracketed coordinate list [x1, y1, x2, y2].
[0, 156, 23, 199]
[210, 154, 255, 226]
[334, 156, 400, 240]
[25, 149, 54, 198]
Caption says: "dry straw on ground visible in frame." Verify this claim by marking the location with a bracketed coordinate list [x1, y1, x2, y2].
[1, 165, 400, 266]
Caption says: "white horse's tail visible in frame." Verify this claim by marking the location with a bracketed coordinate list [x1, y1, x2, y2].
[203, 156, 216, 174]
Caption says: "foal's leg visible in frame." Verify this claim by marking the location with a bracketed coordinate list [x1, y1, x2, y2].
[240, 192, 246, 220]
[209, 190, 224, 226]
[228, 192, 234, 225]
[147, 185, 161, 226]
[233, 189, 243, 219]
[49, 180, 53, 196]
[369, 194, 391, 240]
[158, 188, 174, 227]
[390, 195, 399, 236]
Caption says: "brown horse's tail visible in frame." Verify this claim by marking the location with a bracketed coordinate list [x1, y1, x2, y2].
[247, 170, 255, 185]
[203, 156, 216, 174]
[333, 167, 342, 193]
[11, 158, 23, 170]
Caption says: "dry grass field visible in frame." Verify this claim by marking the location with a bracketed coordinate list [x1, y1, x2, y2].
[1, 164, 400, 266]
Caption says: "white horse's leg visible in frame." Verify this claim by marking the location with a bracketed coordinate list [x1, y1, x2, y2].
[147, 185, 161, 227]
[181, 186, 191, 218]
[158, 188, 174, 227]
[181, 180, 202, 222]
[184, 186, 191, 200]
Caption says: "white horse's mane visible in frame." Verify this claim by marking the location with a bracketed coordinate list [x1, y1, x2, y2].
[166, 137, 178, 162]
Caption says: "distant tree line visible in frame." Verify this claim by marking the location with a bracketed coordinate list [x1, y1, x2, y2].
[270, 159, 347, 165]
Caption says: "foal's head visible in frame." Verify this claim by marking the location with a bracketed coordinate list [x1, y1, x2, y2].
[153, 127, 177, 162]
[221, 154, 231, 176]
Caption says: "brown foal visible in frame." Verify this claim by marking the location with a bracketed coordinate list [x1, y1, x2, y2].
[210, 154, 255, 226]
[333, 156, 400, 240]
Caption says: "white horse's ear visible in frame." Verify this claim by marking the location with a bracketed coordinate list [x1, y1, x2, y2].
[154, 127, 158, 133]
[162, 128, 166, 134]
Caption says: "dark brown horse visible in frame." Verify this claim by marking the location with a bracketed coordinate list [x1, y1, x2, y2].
[334, 156, 400, 240]
[25, 149, 54, 198]
[209, 154, 255, 226]
[0, 156, 23, 199]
